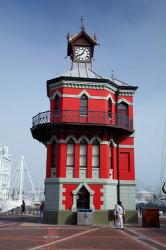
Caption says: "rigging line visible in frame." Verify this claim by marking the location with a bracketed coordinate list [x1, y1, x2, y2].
[24, 160, 38, 202]
[160, 120, 166, 185]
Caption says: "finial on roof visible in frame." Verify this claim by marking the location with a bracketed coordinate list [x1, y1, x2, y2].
[67, 32, 70, 40]
[80, 16, 85, 31]
[111, 70, 114, 79]
[94, 33, 97, 41]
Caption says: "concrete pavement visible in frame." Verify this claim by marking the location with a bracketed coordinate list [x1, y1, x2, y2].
[0, 215, 165, 250]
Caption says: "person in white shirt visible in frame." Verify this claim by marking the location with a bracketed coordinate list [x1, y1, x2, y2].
[115, 201, 125, 230]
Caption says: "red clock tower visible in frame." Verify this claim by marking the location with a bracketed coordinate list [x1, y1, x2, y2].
[31, 26, 138, 224]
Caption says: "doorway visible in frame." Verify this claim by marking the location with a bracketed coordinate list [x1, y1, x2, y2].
[77, 186, 90, 209]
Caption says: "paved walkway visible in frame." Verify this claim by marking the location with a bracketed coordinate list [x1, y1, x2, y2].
[0, 215, 165, 250]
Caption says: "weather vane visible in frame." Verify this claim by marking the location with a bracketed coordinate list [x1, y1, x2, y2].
[80, 16, 85, 31]
[111, 70, 114, 79]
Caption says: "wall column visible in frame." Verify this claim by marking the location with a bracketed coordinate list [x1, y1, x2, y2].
[100, 143, 109, 178]
[56, 143, 67, 177]
[46, 143, 52, 178]
[87, 144, 92, 178]
[74, 143, 80, 178]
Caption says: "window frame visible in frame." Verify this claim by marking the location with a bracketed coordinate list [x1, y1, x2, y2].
[80, 94, 88, 116]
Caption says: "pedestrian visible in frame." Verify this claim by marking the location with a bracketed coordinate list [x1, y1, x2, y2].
[113, 205, 117, 227]
[115, 201, 125, 230]
[39, 201, 45, 223]
[21, 200, 26, 215]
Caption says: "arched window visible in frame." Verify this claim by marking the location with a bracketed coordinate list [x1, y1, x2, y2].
[117, 102, 129, 126]
[92, 139, 100, 168]
[67, 139, 75, 168]
[117, 102, 128, 116]
[52, 141, 56, 169]
[80, 139, 87, 167]
[108, 98, 112, 118]
[55, 95, 60, 116]
[80, 94, 88, 116]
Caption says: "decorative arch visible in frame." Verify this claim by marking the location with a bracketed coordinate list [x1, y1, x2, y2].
[72, 183, 94, 211]
[106, 94, 114, 103]
[48, 136, 58, 144]
[118, 98, 131, 106]
[90, 136, 101, 144]
[78, 90, 91, 98]
[51, 90, 62, 100]
[78, 136, 90, 144]
[66, 135, 77, 143]
[117, 101, 128, 116]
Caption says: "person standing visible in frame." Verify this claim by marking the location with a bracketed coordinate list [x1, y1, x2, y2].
[39, 201, 45, 223]
[21, 200, 26, 215]
[115, 201, 125, 230]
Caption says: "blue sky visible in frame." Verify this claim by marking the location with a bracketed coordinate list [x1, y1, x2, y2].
[0, 0, 166, 191]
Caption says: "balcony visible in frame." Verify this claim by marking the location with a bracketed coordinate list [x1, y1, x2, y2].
[32, 110, 133, 131]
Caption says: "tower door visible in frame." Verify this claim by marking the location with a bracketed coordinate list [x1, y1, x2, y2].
[77, 186, 90, 209]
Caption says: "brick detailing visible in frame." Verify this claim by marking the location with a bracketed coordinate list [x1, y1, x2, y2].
[62, 184, 78, 209]
[89, 184, 103, 209]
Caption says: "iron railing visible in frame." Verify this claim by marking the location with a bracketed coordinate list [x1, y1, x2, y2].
[32, 110, 133, 131]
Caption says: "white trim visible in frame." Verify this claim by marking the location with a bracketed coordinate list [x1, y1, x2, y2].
[65, 135, 77, 143]
[50, 93, 116, 101]
[90, 136, 101, 144]
[48, 136, 58, 144]
[78, 90, 91, 98]
[52, 90, 62, 99]
[45, 178, 118, 185]
[49, 80, 136, 97]
[71, 182, 94, 211]
[118, 98, 132, 106]
[100, 141, 109, 145]
[110, 139, 116, 147]
[106, 94, 115, 103]
[78, 136, 90, 144]
[129, 133, 135, 137]
[119, 145, 134, 149]
[45, 178, 136, 185]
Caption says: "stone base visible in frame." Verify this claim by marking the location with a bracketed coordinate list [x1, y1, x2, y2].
[44, 210, 138, 225]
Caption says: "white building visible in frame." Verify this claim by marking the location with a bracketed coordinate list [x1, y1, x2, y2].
[0, 146, 11, 201]
[136, 190, 154, 203]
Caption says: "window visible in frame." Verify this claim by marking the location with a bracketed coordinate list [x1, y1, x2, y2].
[108, 98, 112, 118]
[117, 102, 128, 116]
[55, 95, 60, 117]
[92, 139, 100, 168]
[67, 139, 75, 167]
[80, 95, 88, 116]
[80, 139, 87, 167]
[117, 102, 129, 126]
[52, 141, 56, 168]
[109, 143, 113, 169]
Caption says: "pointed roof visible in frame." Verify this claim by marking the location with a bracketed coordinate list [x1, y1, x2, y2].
[68, 30, 97, 45]
[67, 30, 97, 57]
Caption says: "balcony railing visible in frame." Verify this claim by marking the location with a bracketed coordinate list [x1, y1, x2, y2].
[32, 110, 133, 131]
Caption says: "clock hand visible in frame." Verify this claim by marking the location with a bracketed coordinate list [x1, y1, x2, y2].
[77, 51, 84, 56]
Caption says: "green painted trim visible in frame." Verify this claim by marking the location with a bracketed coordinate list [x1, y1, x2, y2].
[44, 209, 138, 225]
[93, 210, 109, 224]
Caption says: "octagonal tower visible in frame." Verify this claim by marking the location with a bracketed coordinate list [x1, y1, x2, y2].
[31, 27, 138, 224]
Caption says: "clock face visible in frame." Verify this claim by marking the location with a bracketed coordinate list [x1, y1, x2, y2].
[74, 47, 91, 62]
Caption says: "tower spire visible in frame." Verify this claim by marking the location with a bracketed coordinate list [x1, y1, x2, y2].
[80, 16, 85, 31]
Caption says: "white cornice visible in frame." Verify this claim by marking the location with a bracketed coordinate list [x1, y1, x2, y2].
[45, 178, 136, 185]
[49, 80, 135, 97]
[47, 136, 134, 148]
